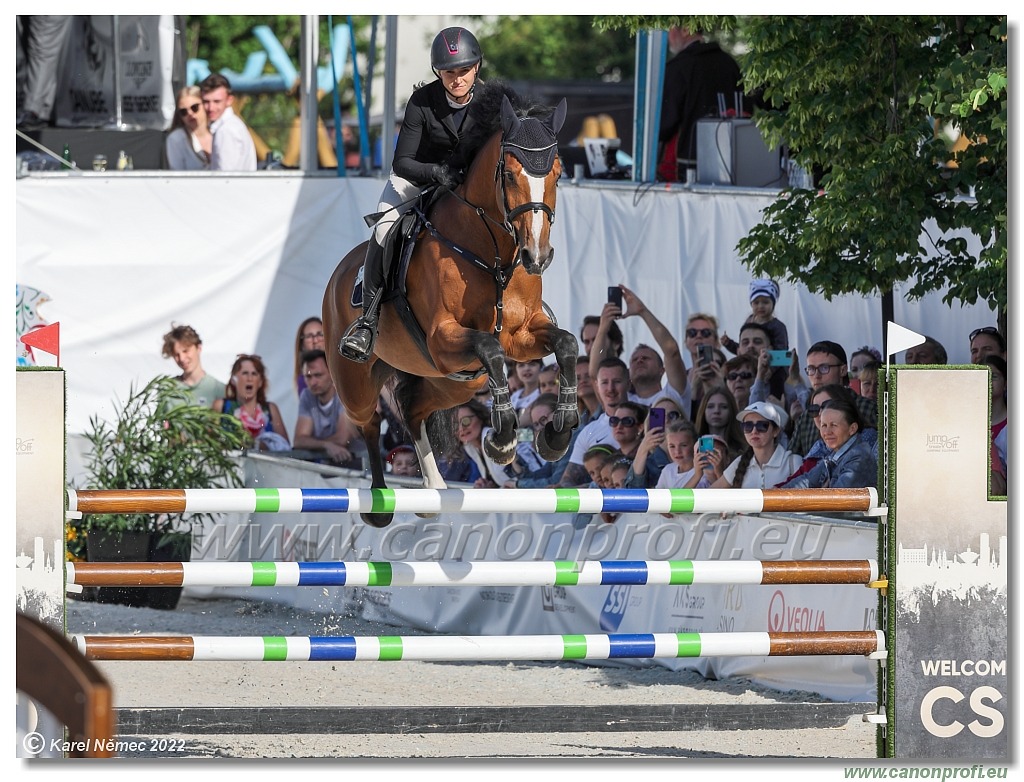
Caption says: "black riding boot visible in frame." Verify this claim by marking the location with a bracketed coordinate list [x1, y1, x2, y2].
[340, 235, 386, 363]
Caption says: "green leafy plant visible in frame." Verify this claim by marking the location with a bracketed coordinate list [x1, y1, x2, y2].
[77, 375, 250, 540]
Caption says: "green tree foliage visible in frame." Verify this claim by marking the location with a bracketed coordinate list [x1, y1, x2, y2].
[598, 15, 1006, 314]
[474, 16, 635, 81]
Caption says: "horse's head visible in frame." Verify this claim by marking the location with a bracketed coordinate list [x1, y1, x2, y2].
[498, 95, 566, 275]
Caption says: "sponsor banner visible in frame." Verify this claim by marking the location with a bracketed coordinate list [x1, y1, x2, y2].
[891, 368, 1007, 758]
[54, 16, 176, 130]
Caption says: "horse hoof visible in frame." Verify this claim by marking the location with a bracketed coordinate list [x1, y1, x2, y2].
[536, 425, 570, 462]
[416, 512, 438, 519]
[483, 432, 517, 465]
[361, 512, 393, 528]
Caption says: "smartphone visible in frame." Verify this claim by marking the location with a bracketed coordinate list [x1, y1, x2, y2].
[698, 344, 714, 366]
[698, 435, 715, 453]
[648, 407, 666, 431]
[607, 286, 623, 308]
[768, 349, 792, 367]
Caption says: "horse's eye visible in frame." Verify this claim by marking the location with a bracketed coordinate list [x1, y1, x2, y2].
[504, 171, 516, 184]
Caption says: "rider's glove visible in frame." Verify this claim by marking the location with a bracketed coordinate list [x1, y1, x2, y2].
[431, 164, 459, 190]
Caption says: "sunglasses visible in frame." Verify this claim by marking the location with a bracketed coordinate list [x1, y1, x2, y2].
[608, 416, 638, 427]
[666, 410, 682, 422]
[457, 415, 477, 428]
[302, 331, 324, 341]
[741, 420, 772, 433]
[805, 363, 841, 377]
[727, 371, 754, 381]
[807, 400, 837, 418]
[686, 328, 714, 339]
[177, 103, 201, 117]
[969, 326, 1000, 342]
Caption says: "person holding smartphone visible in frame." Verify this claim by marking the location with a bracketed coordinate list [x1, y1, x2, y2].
[709, 401, 801, 489]
[686, 433, 729, 488]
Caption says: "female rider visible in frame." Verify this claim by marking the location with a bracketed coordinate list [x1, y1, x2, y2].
[341, 26, 484, 362]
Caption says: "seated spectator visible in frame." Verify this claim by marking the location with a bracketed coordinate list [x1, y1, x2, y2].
[687, 433, 730, 488]
[723, 354, 757, 410]
[655, 419, 699, 490]
[589, 285, 689, 410]
[161, 323, 223, 408]
[985, 355, 1007, 494]
[609, 401, 650, 461]
[575, 355, 601, 427]
[850, 345, 883, 376]
[214, 354, 290, 451]
[387, 445, 421, 477]
[582, 445, 621, 488]
[609, 458, 632, 489]
[166, 86, 212, 170]
[904, 336, 947, 366]
[858, 361, 880, 402]
[781, 384, 875, 484]
[293, 317, 326, 396]
[579, 314, 623, 358]
[559, 357, 631, 487]
[510, 358, 543, 417]
[506, 393, 576, 488]
[710, 401, 801, 489]
[622, 398, 673, 489]
[694, 385, 746, 464]
[538, 363, 560, 396]
[453, 400, 506, 489]
[782, 396, 877, 489]
[788, 340, 876, 457]
[970, 327, 1006, 364]
[292, 349, 361, 467]
[683, 312, 724, 418]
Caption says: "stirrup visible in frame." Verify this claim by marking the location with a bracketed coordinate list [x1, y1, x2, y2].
[339, 321, 376, 363]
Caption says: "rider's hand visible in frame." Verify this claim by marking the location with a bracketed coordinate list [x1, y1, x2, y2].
[431, 164, 459, 190]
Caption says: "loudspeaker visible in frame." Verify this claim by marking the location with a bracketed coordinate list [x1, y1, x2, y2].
[695, 119, 787, 188]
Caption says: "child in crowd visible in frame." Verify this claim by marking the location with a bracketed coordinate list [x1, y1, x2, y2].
[721, 279, 789, 357]
[387, 444, 421, 477]
[510, 359, 543, 416]
[656, 420, 699, 487]
[538, 363, 560, 396]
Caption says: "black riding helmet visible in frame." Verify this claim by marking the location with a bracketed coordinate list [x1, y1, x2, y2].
[430, 27, 482, 72]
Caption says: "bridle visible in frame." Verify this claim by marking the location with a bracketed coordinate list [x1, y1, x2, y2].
[496, 130, 558, 233]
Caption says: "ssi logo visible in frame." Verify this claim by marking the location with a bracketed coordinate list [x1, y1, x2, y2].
[600, 585, 631, 631]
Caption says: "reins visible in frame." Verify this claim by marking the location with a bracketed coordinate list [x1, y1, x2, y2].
[419, 131, 557, 336]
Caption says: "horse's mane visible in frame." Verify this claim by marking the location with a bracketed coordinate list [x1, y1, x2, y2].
[461, 80, 550, 166]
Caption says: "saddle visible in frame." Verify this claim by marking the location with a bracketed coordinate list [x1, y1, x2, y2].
[351, 187, 486, 381]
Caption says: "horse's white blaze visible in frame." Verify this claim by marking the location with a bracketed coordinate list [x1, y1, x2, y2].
[527, 172, 547, 254]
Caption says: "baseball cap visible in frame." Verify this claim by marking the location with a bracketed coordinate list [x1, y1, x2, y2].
[736, 400, 787, 429]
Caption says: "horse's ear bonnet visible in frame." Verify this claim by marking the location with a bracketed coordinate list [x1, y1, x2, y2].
[499, 95, 566, 176]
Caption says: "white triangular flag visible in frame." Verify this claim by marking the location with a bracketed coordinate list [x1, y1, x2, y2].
[886, 321, 926, 357]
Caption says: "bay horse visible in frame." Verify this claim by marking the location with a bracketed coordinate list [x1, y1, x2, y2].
[324, 84, 579, 527]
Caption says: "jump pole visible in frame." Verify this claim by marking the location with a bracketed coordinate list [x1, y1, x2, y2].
[67, 558, 882, 588]
[66, 487, 879, 516]
[72, 630, 885, 662]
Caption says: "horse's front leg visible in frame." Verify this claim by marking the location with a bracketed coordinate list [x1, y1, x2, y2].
[359, 414, 394, 528]
[470, 332, 519, 466]
[534, 325, 579, 461]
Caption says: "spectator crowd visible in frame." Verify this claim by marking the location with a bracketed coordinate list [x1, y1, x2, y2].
[160, 277, 1008, 523]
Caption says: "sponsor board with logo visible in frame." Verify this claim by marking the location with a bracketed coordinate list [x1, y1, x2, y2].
[889, 367, 1007, 759]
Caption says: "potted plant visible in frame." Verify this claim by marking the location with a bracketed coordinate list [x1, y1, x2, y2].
[74, 375, 249, 609]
